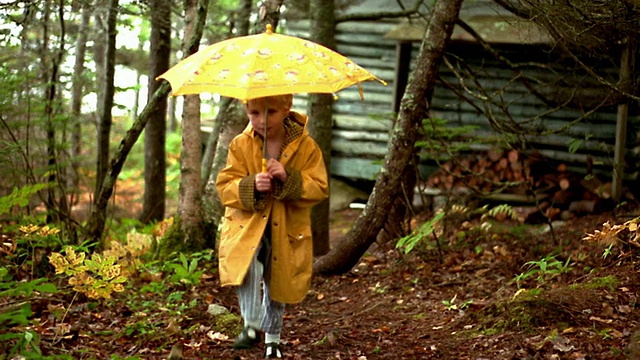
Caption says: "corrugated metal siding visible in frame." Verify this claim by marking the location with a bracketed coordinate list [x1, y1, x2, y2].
[286, 20, 639, 182]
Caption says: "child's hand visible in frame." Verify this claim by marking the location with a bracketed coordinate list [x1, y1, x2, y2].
[255, 172, 272, 192]
[266, 159, 287, 182]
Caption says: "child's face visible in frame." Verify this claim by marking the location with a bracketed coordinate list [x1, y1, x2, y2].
[245, 98, 290, 139]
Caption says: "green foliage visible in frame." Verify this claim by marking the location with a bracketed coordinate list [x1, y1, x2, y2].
[396, 211, 445, 254]
[514, 255, 573, 288]
[0, 261, 58, 358]
[0, 274, 57, 299]
[0, 184, 52, 216]
[583, 275, 619, 291]
[480, 204, 519, 221]
[165, 252, 212, 287]
[165, 131, 182, 200]
[416, 117, 508, 160]
[442, 294, 473, 311]
[49, 247, 128, 299]
[0, 329, 74, 359]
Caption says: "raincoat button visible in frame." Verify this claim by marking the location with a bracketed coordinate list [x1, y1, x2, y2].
[273, 256, 277, 261]
[273, 222, 278, 227]
[262, 215, 267, 220]
[298, 233, 303, 239]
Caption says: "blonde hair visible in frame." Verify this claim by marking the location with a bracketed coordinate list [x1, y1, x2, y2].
[245, 94, 293, 110]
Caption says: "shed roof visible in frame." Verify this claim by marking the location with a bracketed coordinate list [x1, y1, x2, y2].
[383, 16, 551, 44]
[340, 0, 551, 44]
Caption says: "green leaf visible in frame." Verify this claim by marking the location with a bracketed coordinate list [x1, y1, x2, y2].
[34, 283, 57, 293]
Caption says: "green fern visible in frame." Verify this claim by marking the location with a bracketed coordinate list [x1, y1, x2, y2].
[482, 204, 518, 221]
[396, 211, 445, 254]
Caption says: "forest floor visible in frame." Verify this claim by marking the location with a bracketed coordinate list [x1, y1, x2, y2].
[9, 194, 640, 360]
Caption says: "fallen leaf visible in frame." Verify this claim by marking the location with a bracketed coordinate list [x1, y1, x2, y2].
[618, 305, 631, 313]
[206, 331, 229, 341]
[588, 316, 612, 324]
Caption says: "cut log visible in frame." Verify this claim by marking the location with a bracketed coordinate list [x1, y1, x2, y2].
[558, 177, 570, 191]
[552, 189, 581, 207]
[487, 148, 504, 162]
[568, 200, 597, 214]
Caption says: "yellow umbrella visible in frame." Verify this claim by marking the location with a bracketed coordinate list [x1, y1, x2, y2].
[157, 24, 386, 171]
[156, 24, 386, 100]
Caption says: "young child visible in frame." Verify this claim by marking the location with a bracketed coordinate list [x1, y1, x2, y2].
[216, 94, 329, 358]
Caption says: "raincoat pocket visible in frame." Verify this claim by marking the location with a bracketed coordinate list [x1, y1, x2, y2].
[287, 227, 312, 278]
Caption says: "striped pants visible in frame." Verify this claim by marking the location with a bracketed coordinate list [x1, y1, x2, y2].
[237, 235, 285, 335]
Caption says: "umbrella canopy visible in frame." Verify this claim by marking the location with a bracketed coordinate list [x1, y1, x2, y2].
[156, 24, 385, 101]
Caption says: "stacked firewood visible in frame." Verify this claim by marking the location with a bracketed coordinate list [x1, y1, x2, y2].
[424, 148, 614, 223]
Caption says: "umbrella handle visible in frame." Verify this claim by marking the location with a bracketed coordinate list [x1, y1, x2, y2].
[262, 158, 267, 173]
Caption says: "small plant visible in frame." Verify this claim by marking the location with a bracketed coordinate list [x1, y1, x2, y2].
[49, 247, 127, 299]
[480, 204, 519, 221]
[514, 255, 573, 288]
[369, 282, 388, 294]
[442, 294, 473, 311]
[166, 252, 204, 287]
[396, 211, 445, 254]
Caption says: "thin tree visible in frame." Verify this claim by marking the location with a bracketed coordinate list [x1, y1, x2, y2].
[70, 4, 91, 196]
[140, 0, 171, 224]
[307, 0, 335, 256]
[176, 0, 210, 249]
[314, 0, 464, 275]
[287, 0, 425, 255]
[94, 0, 118, 208]
[200, 0, 252, 194]
[41, 0, 69, 224]
[85, 0, 211, 243]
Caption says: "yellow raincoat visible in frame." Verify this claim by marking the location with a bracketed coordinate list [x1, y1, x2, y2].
[216, 111, 329, 304]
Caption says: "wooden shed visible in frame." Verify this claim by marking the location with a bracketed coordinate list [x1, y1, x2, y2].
[284, 0, 640, 198]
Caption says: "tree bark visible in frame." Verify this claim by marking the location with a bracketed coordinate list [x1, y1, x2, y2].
[307, 0, 335, 256]
[140, 0, 171, 224]
[313, 0, 464, 275]
[85, 83, 171, 243]
[612, 38, 634, 202]
[201, 0, 251, 193]
[70, 4, 91, 196]
[86, 0, 121, 244]
[85, 0, 209, 242]
[93, 2, 115, 203]
[178, 0, 209, 248]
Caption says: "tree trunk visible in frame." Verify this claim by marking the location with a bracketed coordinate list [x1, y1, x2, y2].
[201, 0, 251, 196]
[307, 0, 335, 256]
[85, 84, 172, 243]
[86, 0, 210, 242]
[70, 5, 91, 196]
[93, 4, 113, 202]
[313, 0, 464, 275]
[86, 0, 119, 245]
[612, 38, 634, 202]
[376, 154, 417, 244]
[140, 0, 171, 224]
[178, 0, 208, 248]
